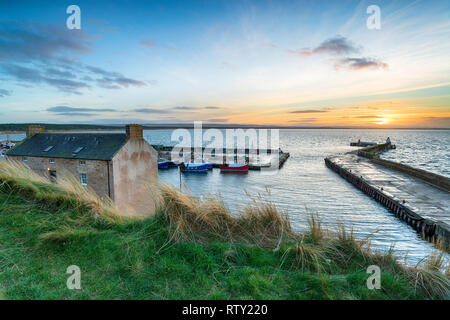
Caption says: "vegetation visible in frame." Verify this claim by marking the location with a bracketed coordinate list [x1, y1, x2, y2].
[0, 160, 448, 300]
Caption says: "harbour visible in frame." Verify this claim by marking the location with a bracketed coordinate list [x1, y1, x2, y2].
[1, 128, 448, 264]
[156, 145, 290, 170]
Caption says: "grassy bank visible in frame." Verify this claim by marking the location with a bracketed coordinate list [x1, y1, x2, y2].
[0, 161, 448, 299]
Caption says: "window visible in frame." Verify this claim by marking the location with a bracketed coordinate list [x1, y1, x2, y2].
[73, 147, 84, 154]
[80, 174, 87, 186]
[49, 159, 55, 164]
[23, 157, 28, 162]
[49, 170, 56, 182]
[79, 160, 86, 166]
[43, 146, 54, 152]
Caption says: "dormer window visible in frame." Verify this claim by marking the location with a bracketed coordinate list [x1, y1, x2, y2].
[73, 147, 84, 154]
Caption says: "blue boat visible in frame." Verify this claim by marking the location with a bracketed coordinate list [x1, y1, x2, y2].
[158, 160, 170, 169]
[205, 163, 214, 170]
[181, 163, 210, 172]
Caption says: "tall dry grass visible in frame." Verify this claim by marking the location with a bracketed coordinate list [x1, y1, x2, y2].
[0, 160, 121, 221]
[158, 184, 450, 299]
[290, 214, 449, 299]
[158, 184, 294, 248]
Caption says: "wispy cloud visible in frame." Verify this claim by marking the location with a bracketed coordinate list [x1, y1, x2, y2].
[285, 35, 388, 71]
[53, 112, 98, 117]
[289, 109, 330, 113]
[2, 65, 90, 94]
[336, 57, 388, 70]
[86, 65, 147, 88]
[353, 115, 384, 119]
[294, 36, 358, 56]
[206, 118, 228, 122]
[140, 39, 179, 51]
[0, 21, 91, 63]
[172, 106, 198, 110]
[46, 106, 117, 117]
[0, 88, 11, 97]
[287, 118, 319, 124]
[44, 68, 76, 79]
[47, 106, 116, 113]
[132, 108, 171, 114]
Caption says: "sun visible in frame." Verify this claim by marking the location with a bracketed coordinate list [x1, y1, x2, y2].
[376, 114, 391, 125]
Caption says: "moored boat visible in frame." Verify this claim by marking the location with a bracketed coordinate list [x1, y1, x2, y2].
[249, 155, 273, 168]
[220, 163, 249, 173]
[158, 160, 170, 169]
[181, 163, 210, 172]
[205, 163, 214, 170]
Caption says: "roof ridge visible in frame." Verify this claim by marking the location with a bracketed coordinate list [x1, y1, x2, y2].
[6, 132, 128, 161]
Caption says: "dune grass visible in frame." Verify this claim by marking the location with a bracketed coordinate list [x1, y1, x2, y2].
[159, 184, 293, 249]
[0, 160, 448, 300]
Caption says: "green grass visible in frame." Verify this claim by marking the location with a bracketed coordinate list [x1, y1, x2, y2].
[0, 162, 448, 300]
[0, 190, 446, 300]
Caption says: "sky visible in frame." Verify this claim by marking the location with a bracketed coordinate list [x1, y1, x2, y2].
[0, 0, 449, 128]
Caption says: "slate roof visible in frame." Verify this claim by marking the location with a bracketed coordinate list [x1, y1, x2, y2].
[6, 133, 128, 160]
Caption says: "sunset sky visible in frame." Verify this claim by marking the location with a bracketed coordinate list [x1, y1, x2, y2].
[0, 0, 449, 128]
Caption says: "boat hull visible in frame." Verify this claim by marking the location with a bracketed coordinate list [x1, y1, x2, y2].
[158, 161, 169, 169]
[220, 164, 249, 173]
[181, 163, 210, 172]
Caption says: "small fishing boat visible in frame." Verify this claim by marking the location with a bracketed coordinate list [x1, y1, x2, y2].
[181, 163, 210, 172]
[205, 163, 214, 170]
[249, 155, 273, 168]
[158, 160, 170, 169]
[220, 163, 249, 173]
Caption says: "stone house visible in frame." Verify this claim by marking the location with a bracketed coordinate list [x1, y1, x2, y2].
[6, 124, 158, 216]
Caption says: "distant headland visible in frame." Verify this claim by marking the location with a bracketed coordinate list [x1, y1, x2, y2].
[0, 123, 448, 133]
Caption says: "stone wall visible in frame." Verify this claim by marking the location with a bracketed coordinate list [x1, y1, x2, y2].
[6, 155, 113, 199]
[371, 158, 450, 191]
[358, 143, 450, 191]
[112, 138, 158, 216]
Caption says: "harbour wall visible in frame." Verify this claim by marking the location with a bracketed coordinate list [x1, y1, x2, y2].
[325, 155, 450, 248]
[357, 143, 450, 191]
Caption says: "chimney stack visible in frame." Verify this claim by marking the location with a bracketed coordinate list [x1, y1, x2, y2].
[125, 124, 143, 140]
[26, 125, 45, 138]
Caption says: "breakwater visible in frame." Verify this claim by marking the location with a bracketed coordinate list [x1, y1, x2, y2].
[325, 145, 450, 248]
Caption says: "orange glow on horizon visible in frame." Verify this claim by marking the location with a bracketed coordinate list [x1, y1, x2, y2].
[206, 105, 450, 128]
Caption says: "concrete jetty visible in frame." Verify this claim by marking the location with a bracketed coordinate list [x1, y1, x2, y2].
[155, 146, 290, 170]
[325, 147, 450, 247]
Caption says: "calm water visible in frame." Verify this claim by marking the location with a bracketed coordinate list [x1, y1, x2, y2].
[2, 129, 449, 264]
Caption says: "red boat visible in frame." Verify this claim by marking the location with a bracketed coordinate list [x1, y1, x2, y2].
[220, 163, 249, 173]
